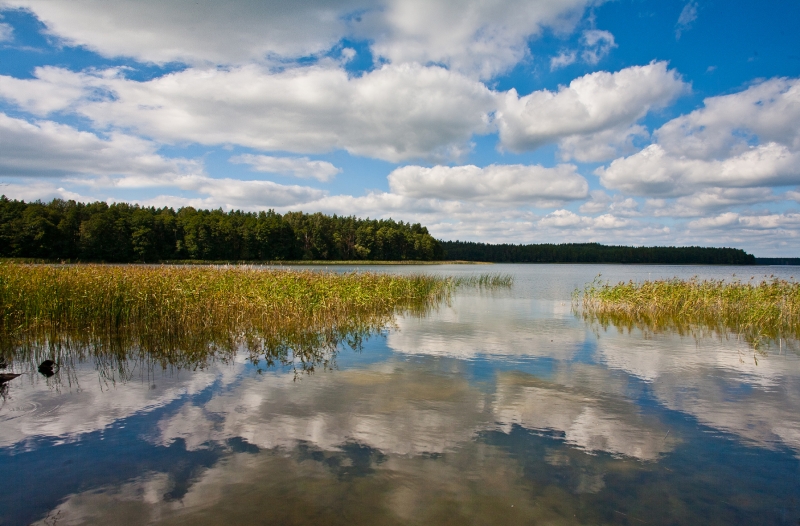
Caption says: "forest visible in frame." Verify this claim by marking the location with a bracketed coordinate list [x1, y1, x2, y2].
[440, 240, 756, 265]
[0, 197, 444, 262]
[0, 197, 760, 264]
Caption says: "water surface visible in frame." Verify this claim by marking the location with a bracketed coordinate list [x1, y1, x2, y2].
[2, 264, 799, 525]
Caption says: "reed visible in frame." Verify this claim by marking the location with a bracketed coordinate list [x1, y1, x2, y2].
[452, 273, 515, 288]
[0, 264, 455, 376]
[577, 276, 800, 348]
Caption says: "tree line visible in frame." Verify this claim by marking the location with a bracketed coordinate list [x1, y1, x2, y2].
[0, 197, 444, 262]
[1, 197, 759, 264]
[440, 240, 756, 265]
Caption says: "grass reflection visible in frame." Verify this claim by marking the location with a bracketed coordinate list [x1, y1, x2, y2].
[577, 275, 800, 349]
[0, 264, 478, 378]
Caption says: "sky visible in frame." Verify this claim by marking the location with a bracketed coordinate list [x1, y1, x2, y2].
[0, 1, 798, 255]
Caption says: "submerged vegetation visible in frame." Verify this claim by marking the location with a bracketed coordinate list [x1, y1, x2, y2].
[0, 264, 511, 378]
[578, 276, 800, 348]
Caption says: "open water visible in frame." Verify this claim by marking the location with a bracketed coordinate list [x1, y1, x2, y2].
[1, 264, 799, 525]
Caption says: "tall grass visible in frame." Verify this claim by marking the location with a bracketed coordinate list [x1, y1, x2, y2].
[577, 276, 800, 348]
[452, 273, 514, 289]
[0, 264, 455, 377]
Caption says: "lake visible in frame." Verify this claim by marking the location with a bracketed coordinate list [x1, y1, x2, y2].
[2, 264, 799, 525]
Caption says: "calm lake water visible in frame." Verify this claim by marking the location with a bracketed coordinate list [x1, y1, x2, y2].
[2, 264, 800, 525]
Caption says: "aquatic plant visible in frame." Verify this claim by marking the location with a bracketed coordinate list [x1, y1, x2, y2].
[577, 275, 800, 348]
[452, 273, 514, 289]
[0, 264, 456, 377]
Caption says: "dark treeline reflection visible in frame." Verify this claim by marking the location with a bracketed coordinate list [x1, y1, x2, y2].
[0, 197, 443, 262]
[441, 240, 756, 264]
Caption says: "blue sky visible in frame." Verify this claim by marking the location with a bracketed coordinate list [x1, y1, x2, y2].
[0, 0, 798, 255]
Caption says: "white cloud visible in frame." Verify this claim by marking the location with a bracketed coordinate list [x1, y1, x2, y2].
[5, 0, 596, 78]
[0, 66, 95, 115]
[0, 62, 689, 167]
[664, 211, 800, 255]
[362, 0, 594, 79]
[688, 212, 800, 232]
[647, 188, 778, 217]
[558, 123, 648, 162]
[595, 76, 800, 224]
[177, 176, 326, 208]
[578, 189, 611, 214]
[0, 112, 326, 209]
[550, 51, 577, 71]
[686, 212, 741, 230]
[0, 21, 12, 42]
[550, 29, 616, 72]
[497, 62, 688, 155]
[0, 181, 92, 203]
[230, 154, 340, 182]
[2, 0, 370, 65]
[538, 209, 631, 229]
[68, 171, 327, 209]
[675, 2, 698, 40]
[387, 163, 588, 204]
[0, 63, 496, 163]
[655, 77, 800, 160]
[598, 143, 800, 197]
[580, 29, 616, 65]
[0, 112, 201, 178]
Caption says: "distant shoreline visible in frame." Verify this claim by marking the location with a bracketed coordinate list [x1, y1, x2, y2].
[4, 258, 800, 266]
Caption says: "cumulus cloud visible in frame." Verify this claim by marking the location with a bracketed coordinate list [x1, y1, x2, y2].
[0, 63, 496, 163]
[654, 77, 800, 160]
[0, 62, 689, 166]
[0, 112, 201, 178]
[174, 176, 326, 208]
[387, 163, 588, 204]
[2, 0, 370, 65]
[679, 212, 800, 253]
[595, 76, 800, 224]
[539, 209, 631, 230]
[4, 0, 595, 78]
[230, 154, 340, 182]
[558, 124, 648, 162]
[0, 181, 92, 203]
[362, 0, 593, 79]
[66, 171, 327, 209]
[0, 66, 98, 115]
[0, 112, 326, 209]
[688, 212, 800, 232]
[598, 142, 800, 197]
[578, 190, 611, 214]
[647, 187, 778, 217]
[497, 62, 688, 156]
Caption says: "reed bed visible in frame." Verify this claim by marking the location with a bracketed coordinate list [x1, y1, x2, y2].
[577, 276, 800, 348]
[0, 264, 457, 376]
[452, 273, 514, 288]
